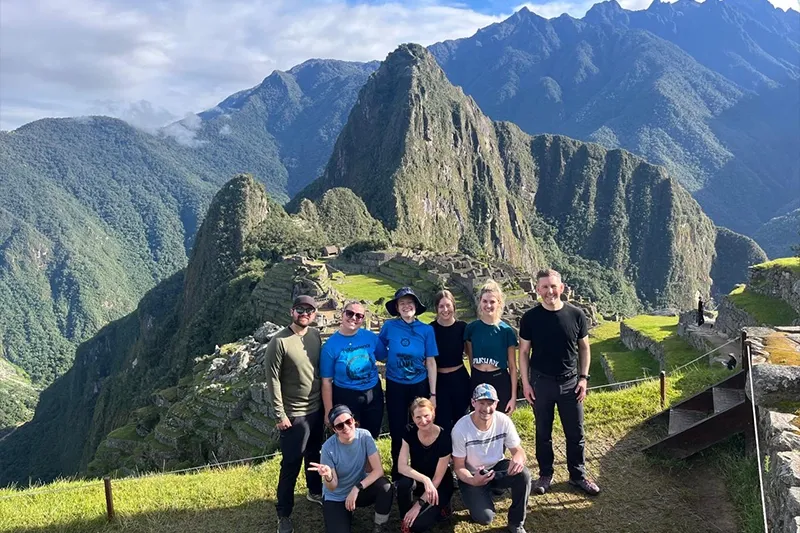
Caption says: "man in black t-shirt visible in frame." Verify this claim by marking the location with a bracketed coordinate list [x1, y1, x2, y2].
[518, 269, 600, 497]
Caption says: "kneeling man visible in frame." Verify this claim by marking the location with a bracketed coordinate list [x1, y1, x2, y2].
[451, 384, 531, 533]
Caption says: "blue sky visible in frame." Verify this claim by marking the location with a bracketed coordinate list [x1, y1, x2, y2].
[1, 0, 797, 131]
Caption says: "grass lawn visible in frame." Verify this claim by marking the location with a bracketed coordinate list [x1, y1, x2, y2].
[750, 256, 800, 275]
[0, 367, 758, 533]
[603, 351, 660, 382]
[333, 273, 437, 323]
[728, 284, 799, 326]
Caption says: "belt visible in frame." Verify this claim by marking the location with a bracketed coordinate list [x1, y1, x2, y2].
[532, 370, 577, 383]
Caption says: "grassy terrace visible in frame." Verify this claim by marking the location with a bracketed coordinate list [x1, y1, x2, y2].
[728, 284, 799, 326]
[0, 366, 758, 533]
[622, 315, 704, 369]
[333, 273, 437, 322]
[750, 256, 800, 275]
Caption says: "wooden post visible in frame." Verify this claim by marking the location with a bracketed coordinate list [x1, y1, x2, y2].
[104, 476, 115, 521]
[740, 330, 749, 373]
[659, 371, 666, 410]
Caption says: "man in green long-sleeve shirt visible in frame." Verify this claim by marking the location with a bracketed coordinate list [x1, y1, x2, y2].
[265, 295, 323, 533]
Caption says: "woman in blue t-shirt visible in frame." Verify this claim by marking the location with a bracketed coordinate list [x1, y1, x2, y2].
[379, 287, 438, 476]
[321, 301, 387, 438]
[465, 280, 519, 414]
[310, 405, 394, 533]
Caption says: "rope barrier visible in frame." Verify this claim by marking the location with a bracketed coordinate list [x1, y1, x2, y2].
[667, 337, 737, 374]
[0, 480, 104, 501]
[745, 343, 770, 533]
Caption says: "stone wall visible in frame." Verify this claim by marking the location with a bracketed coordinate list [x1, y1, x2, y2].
[750, 265, 800, 316]
[715, 296, 759, 337]
[745, 326, 800, 532]
[758, 410, 800, 533]
[619, 321, 666, 369]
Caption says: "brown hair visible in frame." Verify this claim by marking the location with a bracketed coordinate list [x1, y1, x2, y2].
[478, 279, 505, 324]
[433, 290, 457, 317]
[343, 300, 365, 313]
[536, 268, 562, 282]
[410, 397, 436, 416]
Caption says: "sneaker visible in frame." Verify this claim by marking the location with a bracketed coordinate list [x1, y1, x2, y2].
[277, 516, 293, 533]
[532, 475, 552, 495]
[306, 492, 323, 506]
[508, 525, 527, 533]
[569, 478, 600, 496]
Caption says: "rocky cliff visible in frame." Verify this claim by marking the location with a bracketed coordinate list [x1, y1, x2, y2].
[294, 44, 718, 309]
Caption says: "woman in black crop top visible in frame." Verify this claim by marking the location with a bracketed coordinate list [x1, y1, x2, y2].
[396, 398, 453, 533]
[429, 290, 470, 433]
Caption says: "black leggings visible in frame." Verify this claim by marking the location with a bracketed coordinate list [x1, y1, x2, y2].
[395, 474, 453, 532]
[322, 476, 394, 533]
[434, 366, 471, 434]
[470, 367, 512, 412]
[332, 382, 384, 439]
[385, 379, 430, 476]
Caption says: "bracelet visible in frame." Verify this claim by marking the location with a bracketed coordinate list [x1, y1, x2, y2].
[430, 393, 436, 396]
[324, 475, 333, 483]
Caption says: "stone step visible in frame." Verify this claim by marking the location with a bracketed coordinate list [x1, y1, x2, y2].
[668, 408, 709, 436]
[712, 387, 746, 414]
[231, 420, 273, 449]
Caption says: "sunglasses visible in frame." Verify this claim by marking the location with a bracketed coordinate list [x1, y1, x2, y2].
[333, 417, 355, 431]
[293, 307, 316, 315]
[343, 309, 365, 321]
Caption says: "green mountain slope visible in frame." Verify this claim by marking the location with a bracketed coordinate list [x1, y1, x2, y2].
[429, 3, 800, 236]
[294, 43, 717, 309]
[0, 118, 220, 385]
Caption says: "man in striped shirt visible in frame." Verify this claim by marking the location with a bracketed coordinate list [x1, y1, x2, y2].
[451, 383, 531, 533]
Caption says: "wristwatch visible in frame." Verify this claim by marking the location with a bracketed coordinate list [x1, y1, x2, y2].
[579, 374, 590, 381]
[355, 481, 365, 491]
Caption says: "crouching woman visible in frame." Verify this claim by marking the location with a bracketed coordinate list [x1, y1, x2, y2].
[395, 398, 453, 533]
[310, 405, 394, 533]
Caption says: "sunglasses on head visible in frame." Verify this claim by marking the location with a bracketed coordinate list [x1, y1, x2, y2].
[293, 307, 315, 315]
[333, 417, 355, 431]
[343, 309, 365, 321]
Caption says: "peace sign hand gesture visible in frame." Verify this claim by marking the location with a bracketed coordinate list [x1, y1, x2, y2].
[308, 462, 332, 480]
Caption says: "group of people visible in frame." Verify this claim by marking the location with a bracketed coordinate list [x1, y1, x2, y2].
[265, 269, 600, 533]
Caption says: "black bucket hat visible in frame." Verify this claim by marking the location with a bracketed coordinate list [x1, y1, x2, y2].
[385, 287, 427, 317]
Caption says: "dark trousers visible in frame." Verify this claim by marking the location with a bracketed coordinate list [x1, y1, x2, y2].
[396, 474, 453, 532]
[333, 382, 384, 439]
[386, 379, 430, 476]
[457, 459, 531, 528]
[531, 372, 586, 481]
[276, 409, 324, 518]
[435, 366, 471, 434]
[322, 476, 394, 533]
[471, 367, 512, 412]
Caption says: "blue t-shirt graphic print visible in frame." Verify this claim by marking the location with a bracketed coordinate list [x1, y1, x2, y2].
[379, 318, 438, 385]
[321, 329, 385, 391]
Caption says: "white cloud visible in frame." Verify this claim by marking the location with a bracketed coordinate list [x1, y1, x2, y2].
[0, 0, 501, 130]
[1, 0, 796, 131]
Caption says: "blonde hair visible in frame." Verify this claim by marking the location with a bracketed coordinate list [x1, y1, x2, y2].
[433, 290, 457, 318]
[478, 279, 505, 324]
[410, 397, 436, 416]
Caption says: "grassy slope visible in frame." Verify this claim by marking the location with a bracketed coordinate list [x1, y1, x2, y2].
[750, 256, 800, 275]
[0, 309, 763, 533]
[0, 358, 38, 432]
[0, 368, 753, 533]
[728, 285, 799, 326]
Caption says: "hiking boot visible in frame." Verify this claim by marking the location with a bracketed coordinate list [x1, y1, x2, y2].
[569, 478, 600, 496]
[507, 525, 527, 533]
[306, 492, 323, 506]
[531, 475, 552, 495]
[277, 516, 293, 533]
